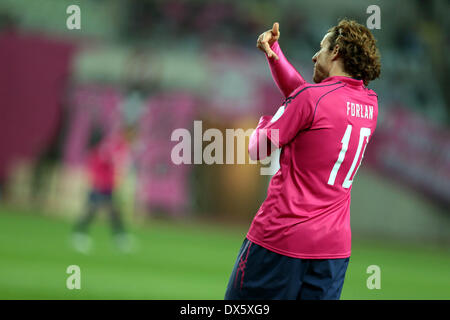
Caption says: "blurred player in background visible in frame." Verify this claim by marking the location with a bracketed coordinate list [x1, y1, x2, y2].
[72, 126, 135, 254]
[225, 20, 381, 299]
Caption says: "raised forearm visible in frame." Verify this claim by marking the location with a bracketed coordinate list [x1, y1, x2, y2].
[267, 41, 306, 98]
[248, 116, 274, 161]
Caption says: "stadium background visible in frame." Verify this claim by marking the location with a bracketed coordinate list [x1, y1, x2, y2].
[0, 0, 449, 299]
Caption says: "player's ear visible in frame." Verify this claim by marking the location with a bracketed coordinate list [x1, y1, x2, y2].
[331, 45, 340, 61]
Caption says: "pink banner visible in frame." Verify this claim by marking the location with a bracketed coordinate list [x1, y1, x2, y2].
[0, 31, 74, 180]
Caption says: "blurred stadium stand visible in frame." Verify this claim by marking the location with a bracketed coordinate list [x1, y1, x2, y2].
[0, 0, 448, 245]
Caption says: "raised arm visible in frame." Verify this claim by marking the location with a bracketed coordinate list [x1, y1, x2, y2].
[248, 84, 314, 160]
[257, 23, 306, 98]
[267, 41, 306, 98]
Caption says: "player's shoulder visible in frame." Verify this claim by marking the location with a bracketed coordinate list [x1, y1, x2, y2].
[287, 80, 344, 103]
[363, 86, 378, 100]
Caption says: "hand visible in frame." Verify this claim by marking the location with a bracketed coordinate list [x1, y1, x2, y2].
[256, 22, 280, 60]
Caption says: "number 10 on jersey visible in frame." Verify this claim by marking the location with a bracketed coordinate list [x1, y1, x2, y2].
[328, 125, 371, 188]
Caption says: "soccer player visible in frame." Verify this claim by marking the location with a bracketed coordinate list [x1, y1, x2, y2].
[72, 126, 134, 253]
[225, 20, 381, 300]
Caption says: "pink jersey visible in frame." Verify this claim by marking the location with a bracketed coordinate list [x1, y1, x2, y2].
[87, 134, 128, 192]
[247, 41, 378, 259]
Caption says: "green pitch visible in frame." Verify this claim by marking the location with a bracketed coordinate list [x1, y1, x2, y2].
[0, 205, 448, 299]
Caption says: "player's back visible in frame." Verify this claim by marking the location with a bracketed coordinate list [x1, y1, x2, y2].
[247, 76, 378, 259]
[289, 76, 378, 202]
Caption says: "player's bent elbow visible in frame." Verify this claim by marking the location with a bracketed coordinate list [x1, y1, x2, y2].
[248, 144, 271, 161]
[248, 145, 260, 161]
[248, 125, 275, 161]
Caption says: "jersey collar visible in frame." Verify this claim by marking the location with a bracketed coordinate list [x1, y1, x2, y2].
[321, 76, 363, 86]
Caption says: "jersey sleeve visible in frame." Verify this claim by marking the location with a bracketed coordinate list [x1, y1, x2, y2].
[249, 87, 315, 159]
[267, 41, 306, 98]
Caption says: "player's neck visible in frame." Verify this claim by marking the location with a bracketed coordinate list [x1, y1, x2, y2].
[328, 62, 352, 79]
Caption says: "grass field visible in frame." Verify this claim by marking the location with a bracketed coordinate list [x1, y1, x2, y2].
[0, 205, 449, 300]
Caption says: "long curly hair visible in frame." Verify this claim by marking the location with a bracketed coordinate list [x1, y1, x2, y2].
[327, 19, 381, 86]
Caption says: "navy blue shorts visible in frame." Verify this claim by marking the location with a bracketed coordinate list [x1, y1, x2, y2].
[225, 238, 350, 300]
[88, 189, 113, 205]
